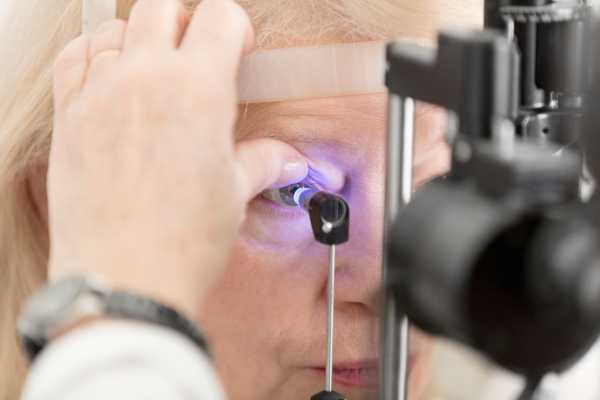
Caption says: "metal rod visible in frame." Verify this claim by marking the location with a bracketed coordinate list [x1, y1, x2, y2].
[398, 96, 415, 400]
[325, 244, 336, 392]
[397, 317, 410, 398]
[516, 376, 544, 400]
[381, 296, 398, 400]
[505, 16, 515, 42]
[381, 95, 415, 400]
[381, 94, 401, 400]
[400, 98, 416, 206]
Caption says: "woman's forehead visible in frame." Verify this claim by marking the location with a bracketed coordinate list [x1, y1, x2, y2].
[127, 1, 482, 47]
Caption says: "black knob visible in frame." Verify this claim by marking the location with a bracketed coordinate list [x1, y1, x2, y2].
[307, 192, 350, 245]
[310, 390, 346, 400]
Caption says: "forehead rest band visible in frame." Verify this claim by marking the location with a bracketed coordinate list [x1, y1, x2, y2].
[238, 41, 387, 103]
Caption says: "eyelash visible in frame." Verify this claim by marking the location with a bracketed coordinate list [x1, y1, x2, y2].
[297, 170, 327, 191]
[255, 173, 331, 218]
[253, 196, 307, 219]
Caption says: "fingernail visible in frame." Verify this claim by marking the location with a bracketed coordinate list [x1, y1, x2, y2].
[277, 158, 308, 187]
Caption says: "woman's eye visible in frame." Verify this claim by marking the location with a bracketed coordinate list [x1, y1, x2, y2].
[256, 186, 310, 220]
[255, 181, 322, 219]
[254, 166, 347, 222]
[260, 174, 327, 207]
[252, 195, 306, 219]
[260, 185, 299, 207]
[244, 173, 346, 244]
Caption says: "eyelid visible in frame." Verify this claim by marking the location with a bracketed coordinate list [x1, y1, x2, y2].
[306, 158, 345, 192]
[259, 167, 344, 211]
[258, 156, 346, 212]
[253, 195, 308, 219]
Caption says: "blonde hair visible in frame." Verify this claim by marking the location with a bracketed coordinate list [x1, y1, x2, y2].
[0, 0, 481, 398]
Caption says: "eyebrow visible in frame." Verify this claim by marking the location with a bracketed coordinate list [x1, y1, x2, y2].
[256, 127, 358, 153]
[236, 94, 386, 150]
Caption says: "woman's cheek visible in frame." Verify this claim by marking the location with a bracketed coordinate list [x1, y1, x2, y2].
[239, 198, 316, 248]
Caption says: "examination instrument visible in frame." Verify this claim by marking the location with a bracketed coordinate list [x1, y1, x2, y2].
[264, 184, 350, 400]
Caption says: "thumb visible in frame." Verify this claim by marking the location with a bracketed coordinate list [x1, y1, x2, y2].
[236, 138, 308, 201]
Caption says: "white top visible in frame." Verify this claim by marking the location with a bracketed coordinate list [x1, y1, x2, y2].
[21, 320, 600, 400]
[431, 338, 600, 400]
[21, 321, 225, 400]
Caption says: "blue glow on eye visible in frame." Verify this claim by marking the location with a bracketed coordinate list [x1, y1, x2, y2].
[293, 187, 311, 206]
[305, 167, 327, 188]
[307, 167, 326, 182]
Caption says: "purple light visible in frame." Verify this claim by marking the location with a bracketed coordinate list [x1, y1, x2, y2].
[293, 187, 312, 206]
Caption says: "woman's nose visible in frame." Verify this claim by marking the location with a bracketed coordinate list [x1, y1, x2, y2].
[333, 189, 384, 315]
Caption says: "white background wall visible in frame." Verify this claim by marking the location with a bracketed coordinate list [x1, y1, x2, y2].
[430, 339, 600, 400]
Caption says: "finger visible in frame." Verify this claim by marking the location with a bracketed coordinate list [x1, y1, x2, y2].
[123, 0, 189, 51]
[87, 19, 127, 78]
[180, 0, 254, 79]
[90, 19, 127, 58]
[236, 138, 308, 201]
[53, 34, 91, 110]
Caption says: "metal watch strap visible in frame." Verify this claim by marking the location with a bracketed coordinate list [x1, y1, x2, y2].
[104, 291, 211, 357]
[21, 336, 44, 363]
[21, 288, 210, 362]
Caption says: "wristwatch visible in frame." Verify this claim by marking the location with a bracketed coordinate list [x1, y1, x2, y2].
[17, 275, 210, 361]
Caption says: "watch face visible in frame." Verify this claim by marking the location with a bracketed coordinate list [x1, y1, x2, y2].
[18, 276, 92, 338]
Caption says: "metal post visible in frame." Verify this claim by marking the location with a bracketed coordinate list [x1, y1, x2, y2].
[381, 95, 416, 400]
[325, 245, 336, 392]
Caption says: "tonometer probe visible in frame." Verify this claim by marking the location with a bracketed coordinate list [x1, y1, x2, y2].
[263, 184, 350, 400]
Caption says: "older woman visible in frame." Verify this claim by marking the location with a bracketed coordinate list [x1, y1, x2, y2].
[0, 0, 481, 399]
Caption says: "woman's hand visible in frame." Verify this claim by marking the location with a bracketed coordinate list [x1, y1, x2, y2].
[48, 0, 307, 320]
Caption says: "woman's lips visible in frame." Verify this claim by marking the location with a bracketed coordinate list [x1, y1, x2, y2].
[310, 355, 417, 389]
[311, 361, 379, 389]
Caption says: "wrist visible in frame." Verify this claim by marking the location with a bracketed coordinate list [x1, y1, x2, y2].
[49, 315, 105, 340]
[48, 252, 227, 323]
[18, 275, 211, 361]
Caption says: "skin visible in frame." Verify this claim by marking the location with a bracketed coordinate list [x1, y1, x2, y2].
[198, 2, 481, 399]
[201, 97, 448, 400]
[47, 0, 305, 318]
[33, 1, 482, 399]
